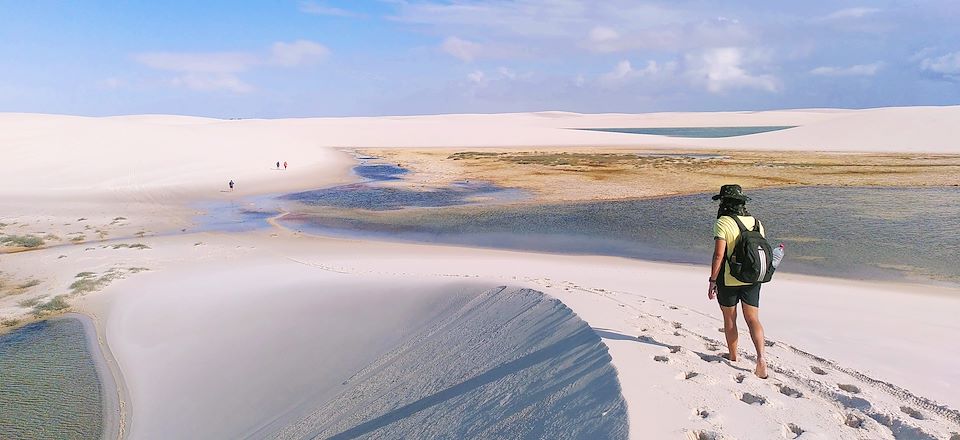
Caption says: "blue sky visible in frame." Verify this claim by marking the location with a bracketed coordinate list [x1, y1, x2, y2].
[2, 0, 959, 117]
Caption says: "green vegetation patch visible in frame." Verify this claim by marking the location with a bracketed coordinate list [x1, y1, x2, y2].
[111, 243, 150, 250]
[17, 297, 42, 308]
[69, 266, 148, 295]
[0, 234, 45, 248]
[32, 295, 70, 316]
[17, 279, 41, 289]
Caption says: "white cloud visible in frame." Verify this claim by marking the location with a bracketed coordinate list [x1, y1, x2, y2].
[270, 40, 330, 67]
[133, 52, 259, 73]
[574, 74, 586, 87]
[497, 67, 517, 80]
[134, 40, 329, 93]
[466, 67, 531, 87]
[598, 59, 676, 88]
[589, 26, 619, 43]
[467, 70, 486, 85]
[441, 36, 483, 62]
[810, 63, 881, 76]
[298, 1, 361, 18]
[170, 73, 254, 93]
[686, 47, 779, 93]
[584, 17, 752, 54]
[599, 60, 635, 84]
[822, 7, 881, 21]
[920, 51, 960, 80]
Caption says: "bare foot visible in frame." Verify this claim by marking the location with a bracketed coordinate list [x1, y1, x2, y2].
[721, 352, 738, 362]
[755, 358, 769, 379]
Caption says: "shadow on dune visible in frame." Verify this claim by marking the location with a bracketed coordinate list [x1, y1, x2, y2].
[272, 287, 629, 440]
[328, 328, 601, 440]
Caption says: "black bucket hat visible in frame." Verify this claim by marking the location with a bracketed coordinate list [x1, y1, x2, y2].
[711, 184, 750, 201]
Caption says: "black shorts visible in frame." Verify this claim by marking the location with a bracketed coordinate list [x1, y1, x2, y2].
[717, 277, 761, 308]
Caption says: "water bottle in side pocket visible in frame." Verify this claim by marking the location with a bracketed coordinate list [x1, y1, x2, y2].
[772, 243, 785, 269]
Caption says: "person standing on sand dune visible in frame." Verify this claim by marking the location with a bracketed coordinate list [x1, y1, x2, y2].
[283, 161, 288, 170]
[708, 184, 769, 379]
[276, 161, 280, 169]
[228, 179, 234, 190]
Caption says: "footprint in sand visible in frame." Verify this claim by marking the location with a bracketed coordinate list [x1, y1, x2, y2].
[669, 345, 682, 353]
[734, 373, 747, 383]
[697, 353, 723, 363]
[950, 433, 960, 440]
[740, 392, 767, 405]
[810, 365, 828, 375]
[777, 384, 803, 398]
[844, 413, 864, 429]
[764, 339, 775, 347]
[669, 305, 679, 310]
[672, 322, 683, 329]
[705, 343, 720, 352]
[687, 430, 723, 440]
[900, 406, 924, 420]
[673, 331, 684, 337]
[783, 423, 803, 439]
[692, 407, 710, 419]
[838, 384, 861, 394]
[718, 327, 725, 333]
[679, 371, 698, 380]
[654, 355, 670, 363]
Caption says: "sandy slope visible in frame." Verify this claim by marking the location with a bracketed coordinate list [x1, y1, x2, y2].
[55, 230, 957, 440]
[77, 239, 626, 439]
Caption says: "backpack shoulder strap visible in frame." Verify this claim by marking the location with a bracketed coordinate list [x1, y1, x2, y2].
[728, 215, 747, 233]
[753, 218, 762, 232]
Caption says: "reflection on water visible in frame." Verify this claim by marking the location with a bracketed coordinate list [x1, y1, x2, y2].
[575, 126, 796, 138]
[354, 163, 408, 181]
[283, 181, 526, 211]
[281, 186, 960, 286]
[0, 318, 103, 439]
[284, 160, 526, 211]
[192, 198, 278, 233]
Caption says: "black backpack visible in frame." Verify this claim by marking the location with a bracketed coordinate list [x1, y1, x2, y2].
[726, 216, 775, 284]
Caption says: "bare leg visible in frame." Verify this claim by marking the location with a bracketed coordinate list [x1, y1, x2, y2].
[741, 303, 767, 378]
[720, 305, 738, 361]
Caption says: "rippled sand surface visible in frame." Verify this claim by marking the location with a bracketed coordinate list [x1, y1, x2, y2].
[0, 318, 103, 439]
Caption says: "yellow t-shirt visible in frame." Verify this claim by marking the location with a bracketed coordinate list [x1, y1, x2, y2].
[713, 215, 766, 287]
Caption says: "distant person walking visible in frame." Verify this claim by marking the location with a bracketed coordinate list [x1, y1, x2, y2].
[708, 184, 769, 379]
[276, 161, 280, 169]
[283, 161, 288, 170]
[228, 179, 235, 190]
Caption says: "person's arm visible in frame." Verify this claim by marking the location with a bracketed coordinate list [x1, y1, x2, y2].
[708, 239, 726, 299]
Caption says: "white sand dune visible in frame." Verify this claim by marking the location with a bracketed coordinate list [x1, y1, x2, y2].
[84, 254, 626, 439]
[3, 105, 959, 200]
[3, 107, 960, 439]
[61, 231, 958, 440]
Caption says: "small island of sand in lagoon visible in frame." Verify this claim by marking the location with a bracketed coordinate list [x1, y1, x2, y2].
[3, 3, 960, 440]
